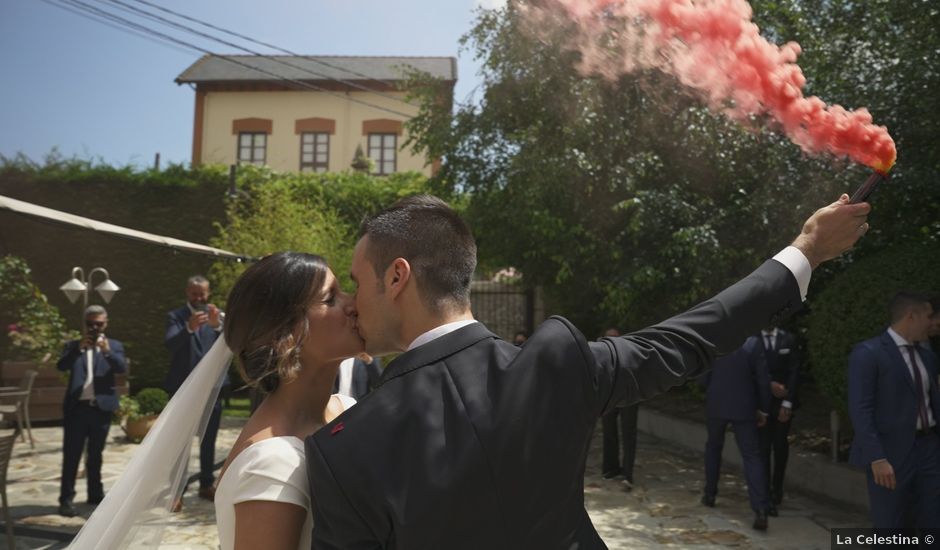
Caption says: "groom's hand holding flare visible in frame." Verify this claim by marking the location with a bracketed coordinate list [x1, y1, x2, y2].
[791, 194, 871, 270]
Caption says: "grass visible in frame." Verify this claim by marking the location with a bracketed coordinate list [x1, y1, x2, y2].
[222, 397, 252, 418]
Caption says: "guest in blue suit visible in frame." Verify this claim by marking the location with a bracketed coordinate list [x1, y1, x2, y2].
[57, 305, 127, 517]
[848, 291, 940, 529]
[700, 336, 772, 530]
[164, 275, 227, 505]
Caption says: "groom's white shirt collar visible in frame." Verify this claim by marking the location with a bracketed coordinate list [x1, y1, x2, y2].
[407, 319, 478, 351]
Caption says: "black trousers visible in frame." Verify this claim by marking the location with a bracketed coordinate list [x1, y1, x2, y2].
[199, 400, 223, 488]
[60, 402, 112, 505]
[602, 404, 638, 482]
[759, 410, 792, 501]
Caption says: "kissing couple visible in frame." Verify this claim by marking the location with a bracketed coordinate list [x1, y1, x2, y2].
[70, 192, 869, 550]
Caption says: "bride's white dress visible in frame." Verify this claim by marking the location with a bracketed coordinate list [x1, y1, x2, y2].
[214, 394, 356, 550]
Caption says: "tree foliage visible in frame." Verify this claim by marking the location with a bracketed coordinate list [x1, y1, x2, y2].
[805, 245, 940, 414]
[750, 0, 940, 254]
[209, 166, 434, 306]
[404, 0, 939, 409]
[407, 2, 849, 334]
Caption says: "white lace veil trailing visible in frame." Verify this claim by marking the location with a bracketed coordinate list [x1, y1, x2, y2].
[68, 337, 233, 550]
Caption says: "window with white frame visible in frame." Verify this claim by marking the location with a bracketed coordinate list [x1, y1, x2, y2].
[367, 133, 397, 175]
[300, 132, 329, 172]
[237, 132, 266, 165]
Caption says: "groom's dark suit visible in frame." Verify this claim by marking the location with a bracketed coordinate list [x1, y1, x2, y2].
[306, 260, 802, 550]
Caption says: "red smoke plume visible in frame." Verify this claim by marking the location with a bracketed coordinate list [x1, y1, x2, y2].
[543, 0, 896, 172]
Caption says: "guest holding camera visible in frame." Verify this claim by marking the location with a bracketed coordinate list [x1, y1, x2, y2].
[57, 305, 127, 517]
[165, 275, 229, 507]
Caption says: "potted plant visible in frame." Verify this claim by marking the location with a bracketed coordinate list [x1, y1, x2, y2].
[119, 388, 169, 442]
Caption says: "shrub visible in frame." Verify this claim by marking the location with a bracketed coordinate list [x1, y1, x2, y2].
[805, 243, 940, 414]
[135, 387, 169, 416]
[0, 255, 79, 363]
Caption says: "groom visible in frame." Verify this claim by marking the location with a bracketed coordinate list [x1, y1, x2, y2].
[305, 193, 870, 549]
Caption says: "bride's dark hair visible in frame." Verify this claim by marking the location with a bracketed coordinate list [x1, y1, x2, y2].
[224, 252, 328, 394]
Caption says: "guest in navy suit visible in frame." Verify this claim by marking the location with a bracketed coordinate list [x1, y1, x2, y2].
[164, 275, 227, 505]
[757, 326, 800, 515]
[849, 291, 940, 529]
[701, 336, 772, 530]
[57, 305, 127, 517]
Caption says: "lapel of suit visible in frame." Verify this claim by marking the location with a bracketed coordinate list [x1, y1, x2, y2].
[376, 322, 498, 389]
[882, 331, 916, 395]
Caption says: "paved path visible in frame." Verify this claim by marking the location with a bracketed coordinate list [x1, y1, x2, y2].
[0, 417, 867, 549]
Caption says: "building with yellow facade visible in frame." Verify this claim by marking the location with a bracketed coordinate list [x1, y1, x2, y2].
[176, 54, 456, 175]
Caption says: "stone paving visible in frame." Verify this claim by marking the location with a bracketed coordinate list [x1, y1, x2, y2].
[0, 416, 868, 549]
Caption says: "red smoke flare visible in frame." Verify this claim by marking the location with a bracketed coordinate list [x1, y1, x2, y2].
[549, 0, 896, 172]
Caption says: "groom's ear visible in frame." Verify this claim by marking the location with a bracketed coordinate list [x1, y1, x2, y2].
[385, 257, 411, 300]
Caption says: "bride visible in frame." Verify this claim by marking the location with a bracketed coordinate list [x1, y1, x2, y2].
[215, 251, 363, 550]
[67, 252, 363, 550]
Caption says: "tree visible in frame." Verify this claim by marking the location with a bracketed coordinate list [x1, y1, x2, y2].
[406, 2, 846, 334]
[750, 0, 940, 255]
[350, 144, 372, 174]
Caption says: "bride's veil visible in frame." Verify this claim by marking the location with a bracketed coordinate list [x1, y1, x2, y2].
[68, 337, 233, 549]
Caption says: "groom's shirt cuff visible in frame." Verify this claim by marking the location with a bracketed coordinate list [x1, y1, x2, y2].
[772, 246, 811, 302]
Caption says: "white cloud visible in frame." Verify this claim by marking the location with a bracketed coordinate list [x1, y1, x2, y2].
[475, 0, 507, 10]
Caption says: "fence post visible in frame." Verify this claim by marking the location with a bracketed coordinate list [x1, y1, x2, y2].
[228, 164, 238, 197]
[830, 409, 841, 462]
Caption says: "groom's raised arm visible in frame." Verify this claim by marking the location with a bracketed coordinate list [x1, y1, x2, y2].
[587, 194, 870, 416]
[306, 436, 382, 550]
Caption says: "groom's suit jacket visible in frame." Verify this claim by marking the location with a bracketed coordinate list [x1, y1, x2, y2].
[305, 259, 802, 550]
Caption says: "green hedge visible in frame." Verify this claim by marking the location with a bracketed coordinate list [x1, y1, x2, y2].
[209, 166, 434, 305]
[805, 243, 940, 414]
[0, 157, 432, 391]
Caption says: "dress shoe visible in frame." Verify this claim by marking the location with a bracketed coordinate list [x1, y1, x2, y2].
[171, 498, 183, 513]
[198, 486, 216, 502]
[701, 494, 716, 507]
[58, 502, 77, 517]
[767, 503, 778, 517]
[752, 510, 769, 531]
[87, 494, 104, 505]
[602, 469, 621, 480]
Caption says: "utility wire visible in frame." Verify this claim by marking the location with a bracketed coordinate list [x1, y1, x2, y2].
[38, 0, 194, 56]
[100, 0, 420, 108]
[51, 0, 415, 118]
[127, 0, 430, 93]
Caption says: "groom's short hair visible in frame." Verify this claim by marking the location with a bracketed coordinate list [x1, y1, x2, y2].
[359, 194, 476, 312]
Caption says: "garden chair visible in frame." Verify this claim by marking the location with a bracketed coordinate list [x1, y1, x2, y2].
[0, 370, 38, 448]
[0, 428, 18, 549]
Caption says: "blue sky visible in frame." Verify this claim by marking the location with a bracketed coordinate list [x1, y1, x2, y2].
[0, 0, 504, 167]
